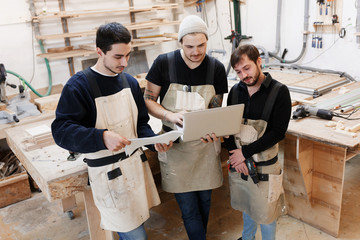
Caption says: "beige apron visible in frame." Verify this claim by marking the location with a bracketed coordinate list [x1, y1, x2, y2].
[158, 83, 223, 193]
[229, 119, 285, 224]
[86, 87, 160, 232]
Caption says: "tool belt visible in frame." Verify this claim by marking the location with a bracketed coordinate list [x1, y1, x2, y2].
[230, 155, 278, 182]
[84, 150, 147, 167]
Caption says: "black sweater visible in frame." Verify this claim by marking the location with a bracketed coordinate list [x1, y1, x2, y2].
[51, 68, 156, 153]
[224, 73, 292, 159]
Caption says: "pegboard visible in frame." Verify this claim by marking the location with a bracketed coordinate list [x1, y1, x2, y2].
[313, 0, 342, 34]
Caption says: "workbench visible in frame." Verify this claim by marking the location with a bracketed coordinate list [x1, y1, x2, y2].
[3, 116, 117, 239]
[282, 82, 360, 237]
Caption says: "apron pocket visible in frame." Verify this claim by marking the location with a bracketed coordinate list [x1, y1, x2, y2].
[89, 168, 117, 209]
[268, 169, 284, 203]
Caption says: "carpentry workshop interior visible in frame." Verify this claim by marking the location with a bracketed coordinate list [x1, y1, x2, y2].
[1, 0, 360, 239]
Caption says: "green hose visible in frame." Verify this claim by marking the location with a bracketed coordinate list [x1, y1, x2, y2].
[5, 39, 52, 97]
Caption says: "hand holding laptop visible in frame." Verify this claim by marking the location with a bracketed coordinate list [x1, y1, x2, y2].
[200, 133, 219, 143]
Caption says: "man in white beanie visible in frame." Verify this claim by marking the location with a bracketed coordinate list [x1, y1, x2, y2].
[144, 15, 228, 240]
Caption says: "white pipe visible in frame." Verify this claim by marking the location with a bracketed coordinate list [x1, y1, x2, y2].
[270, 0, 282, 56]
[356, 0, 360, 45]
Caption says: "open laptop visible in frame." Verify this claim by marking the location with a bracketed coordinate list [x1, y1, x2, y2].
[178, 104, 244, 142]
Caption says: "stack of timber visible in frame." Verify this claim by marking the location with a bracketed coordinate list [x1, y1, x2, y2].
[0, 150, 31, 208]
[0, 151, 22, 179]
[22, 125, 55, 151]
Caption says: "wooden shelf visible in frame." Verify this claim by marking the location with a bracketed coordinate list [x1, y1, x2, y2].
[37, 49, 96, 60]
[32, 4, 178, 20]
[35, 19, 180, 40]
[38, 35, 178, 60]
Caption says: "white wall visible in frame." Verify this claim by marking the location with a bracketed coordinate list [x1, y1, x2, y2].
[1, 0, 359, 94]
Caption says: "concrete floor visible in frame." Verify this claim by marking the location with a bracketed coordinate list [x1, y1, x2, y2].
[1, 156, 360, 240]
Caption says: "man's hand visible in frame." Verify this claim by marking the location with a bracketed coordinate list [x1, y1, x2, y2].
[229, 148, 247, 173]
[234, 162, 249, 175]
[201, 133, 218, 143]
[103, 130, 131, 152]
[155, 141, 174, 152]
[165, 111, 185, 127]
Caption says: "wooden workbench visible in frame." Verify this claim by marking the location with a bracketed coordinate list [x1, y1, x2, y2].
[282, 82, 360, 237]
[3, 117, 115, 239]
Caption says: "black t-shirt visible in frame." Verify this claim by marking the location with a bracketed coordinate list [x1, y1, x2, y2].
[146, 49, 228, 101]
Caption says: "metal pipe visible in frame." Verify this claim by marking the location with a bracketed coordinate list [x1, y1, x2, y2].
[356, 0, 360, 45]
[270, 0, 310, 63]
[270, 0, 282, 56]
[256, 45, 270, 64]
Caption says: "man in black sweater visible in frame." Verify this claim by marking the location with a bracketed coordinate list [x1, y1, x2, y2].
[224, 44, 291, 240]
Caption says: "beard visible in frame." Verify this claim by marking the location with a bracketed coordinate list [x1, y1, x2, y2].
[242, 65, 261, 86]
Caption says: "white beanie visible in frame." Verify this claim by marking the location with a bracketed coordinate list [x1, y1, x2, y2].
[178, 15, 208, 42]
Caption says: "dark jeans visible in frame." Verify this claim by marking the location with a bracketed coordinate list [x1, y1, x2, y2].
[174, 190, 212, 240]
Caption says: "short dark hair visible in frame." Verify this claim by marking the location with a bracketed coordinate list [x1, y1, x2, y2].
[230, 44, 260, 68]
[96, 22, 131, 54]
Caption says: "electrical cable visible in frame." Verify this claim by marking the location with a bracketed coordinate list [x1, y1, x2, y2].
[5, 39, 53, 97]
[332, 108, 360, 120]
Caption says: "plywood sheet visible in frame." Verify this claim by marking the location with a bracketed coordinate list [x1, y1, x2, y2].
[268, 70, 346, 90]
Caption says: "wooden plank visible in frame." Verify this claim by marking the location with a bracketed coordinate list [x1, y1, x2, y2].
[34, 93, 61, 112]
[35, 20, 180, 41]
[283, 135, 309, 198]
[83, 189, 114, 240]
[38, 49, 96, 60]
[61, 195, 77, 212]
[283, 164, 308, 198]
[312, 172, 342, 208]
[313, 142, 345, 179]
[298, 138, 313, 201]
[32, 4, 179, 20]
[0, 170, 31, 208]
[29, 84, 63, 101]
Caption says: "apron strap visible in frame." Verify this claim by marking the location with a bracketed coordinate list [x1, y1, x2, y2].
[83, 67, 102, 98]
[83, 68, 130, 99]
[120, 72, 130, 89]
[206, 56, 216, 85]
[261, 81, 283, 122]
[241, 172, 269, 182]
[167, 51, 177, 84]
[84, 151, 147, 167]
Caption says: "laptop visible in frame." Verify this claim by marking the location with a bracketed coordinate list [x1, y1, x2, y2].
[178, 104, 244, 142]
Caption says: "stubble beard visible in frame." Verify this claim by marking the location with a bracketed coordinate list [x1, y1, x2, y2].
[243, 66, 261, 87]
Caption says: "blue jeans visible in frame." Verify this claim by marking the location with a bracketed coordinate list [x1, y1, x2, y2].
[118, 224, 147, 240]
[174, 190, 212, 240]
[242, 212, 276, 240]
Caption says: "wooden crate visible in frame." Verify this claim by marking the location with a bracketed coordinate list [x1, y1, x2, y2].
[0, 166, 31, 208]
